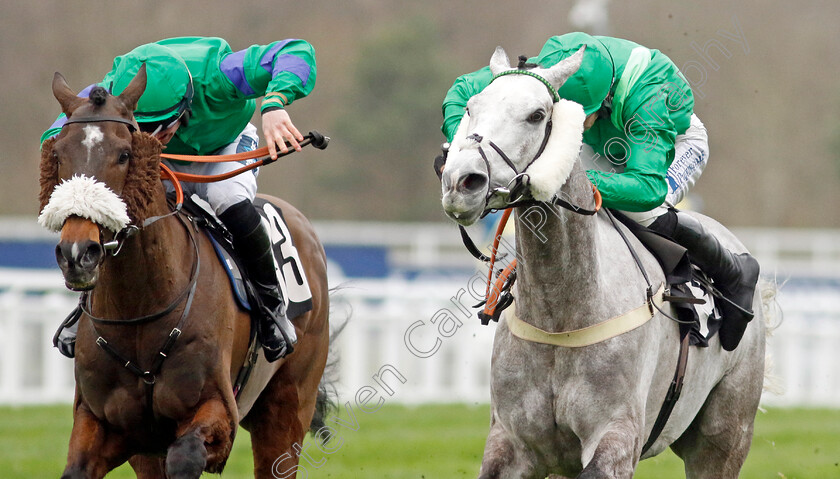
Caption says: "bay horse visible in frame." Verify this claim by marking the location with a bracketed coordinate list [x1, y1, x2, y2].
[38, 67, 331, 478]
[440, 47, 767, 478]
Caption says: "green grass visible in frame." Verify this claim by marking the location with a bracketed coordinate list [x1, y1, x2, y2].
[0, 404, 838, 478]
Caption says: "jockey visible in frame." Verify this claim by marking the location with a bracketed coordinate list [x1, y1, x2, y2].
[439, 32, 759, 351]
[43, 36, 317, 362]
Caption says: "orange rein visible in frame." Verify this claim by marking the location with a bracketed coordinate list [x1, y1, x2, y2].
[480, 183, 602, 319]
[160, 146, 277, 184]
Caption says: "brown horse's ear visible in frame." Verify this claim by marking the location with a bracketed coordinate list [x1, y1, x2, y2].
[38, 138, 60, 213]
[118, 63, 147, 112]
[52, 72, 85, 118]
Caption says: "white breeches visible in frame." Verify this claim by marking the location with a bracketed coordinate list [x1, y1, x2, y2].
[163, 123, 260, 215]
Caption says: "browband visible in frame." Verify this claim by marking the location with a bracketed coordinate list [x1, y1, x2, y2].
[63, 115, 138, 132]
[491, 69, 561, 103]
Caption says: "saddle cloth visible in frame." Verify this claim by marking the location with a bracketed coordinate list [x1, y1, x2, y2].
[185, 195, 313, 321]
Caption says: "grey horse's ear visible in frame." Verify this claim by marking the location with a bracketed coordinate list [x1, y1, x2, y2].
[544, 45, 586, 90]
[489, 46, 511, 75]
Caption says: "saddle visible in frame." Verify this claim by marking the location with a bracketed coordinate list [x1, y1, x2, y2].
[181, 195, 315, 396]
[477, 208, 720, 347]
[182, 195, 313, 321]
[608, 209, 721, 347]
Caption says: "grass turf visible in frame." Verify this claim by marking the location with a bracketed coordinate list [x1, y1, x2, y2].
[0, 404, 837, 478]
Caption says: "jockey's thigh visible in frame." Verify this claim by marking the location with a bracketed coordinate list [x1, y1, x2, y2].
[620, 114, 709, 226]
[163, 123, 261, 216]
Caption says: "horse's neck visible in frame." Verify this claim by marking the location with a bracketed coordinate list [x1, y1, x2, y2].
[93, 191, 193, 317]
[513, 164, 606, 330]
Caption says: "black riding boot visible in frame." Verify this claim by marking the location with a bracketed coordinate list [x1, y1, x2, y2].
[650, 210, 760, 351]
[219, 200, 297, 361]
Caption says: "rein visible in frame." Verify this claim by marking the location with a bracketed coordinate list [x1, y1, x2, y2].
[159, 130, 329, 183]
[465, 183, 602, 324]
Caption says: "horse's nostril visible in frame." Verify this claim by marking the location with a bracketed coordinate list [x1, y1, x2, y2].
[459, 173, 488, 193]
[79, 242, 104, 269]
[55, 244, 69, 269]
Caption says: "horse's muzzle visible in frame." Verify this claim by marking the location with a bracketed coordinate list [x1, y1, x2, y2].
[57, 216, 104, 291]
[441, 171, 489, 226]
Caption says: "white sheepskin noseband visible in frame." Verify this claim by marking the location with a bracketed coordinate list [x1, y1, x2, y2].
[38, 175, 130, 233]
[526, 99, 586, 202]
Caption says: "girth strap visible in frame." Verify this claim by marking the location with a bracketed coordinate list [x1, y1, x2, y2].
[641, 330, 690, 456]
[505, 284, 666, 347]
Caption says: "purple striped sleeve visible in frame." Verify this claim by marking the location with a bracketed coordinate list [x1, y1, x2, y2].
[220, 49, 256, 96]
[260, 40, 312, 86]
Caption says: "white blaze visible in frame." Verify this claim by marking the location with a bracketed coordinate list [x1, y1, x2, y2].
[81, 125, 104, 163]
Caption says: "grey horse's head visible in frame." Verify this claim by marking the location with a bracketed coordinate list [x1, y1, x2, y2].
[441, 46, 587, 226]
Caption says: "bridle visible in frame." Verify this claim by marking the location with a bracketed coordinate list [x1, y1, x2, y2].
[462, 68, 561, 214]
[63, 114, 139, 132]
[452, 68, 603, 319]
[456, 67, 601, 219]
[54, 114, 200, 425]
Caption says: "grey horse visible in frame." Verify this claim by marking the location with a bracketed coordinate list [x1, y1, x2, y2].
[440, 47, 767, 478]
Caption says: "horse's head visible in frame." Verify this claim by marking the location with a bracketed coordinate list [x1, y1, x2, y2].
[38, 65, 163, 290]
[441, 47, 587, 226]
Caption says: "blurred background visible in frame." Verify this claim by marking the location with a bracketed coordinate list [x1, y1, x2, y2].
[1, 1, 839, 477]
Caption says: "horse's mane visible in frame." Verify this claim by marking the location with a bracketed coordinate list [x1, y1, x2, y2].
[123, 132, 163, 225]
[38, 132, 164, 226]
[89, 86, 109, 107]
[38, 138, 59, 214]
[516, 55, 539, 70]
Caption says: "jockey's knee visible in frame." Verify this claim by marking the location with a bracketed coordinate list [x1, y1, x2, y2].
[647, 208, 678, 236]
[207, 177, 257, 216]
[619, 205, 670, 228]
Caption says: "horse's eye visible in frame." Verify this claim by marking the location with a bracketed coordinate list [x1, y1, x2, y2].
[118, 151, 130, 165]
[527, 110, 546, 123]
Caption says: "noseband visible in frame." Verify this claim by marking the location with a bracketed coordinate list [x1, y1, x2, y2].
[466, 120, 552, 210]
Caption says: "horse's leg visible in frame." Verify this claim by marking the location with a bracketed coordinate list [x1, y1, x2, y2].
[61, 403, 130, 479]
[575, 417, 643, 479]
[165, 398, 235, 479]
[245, 307, 329, 479]
[244, 365, 308, 479]
[670, 346, 763, 479]
[478, 410, 543, 479]
[128, 456, 166, 479]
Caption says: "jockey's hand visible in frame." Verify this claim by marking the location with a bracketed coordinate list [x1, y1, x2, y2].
[262, 108, 304, 159]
